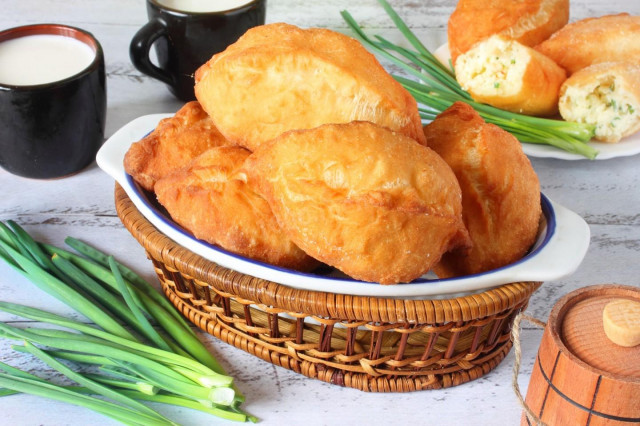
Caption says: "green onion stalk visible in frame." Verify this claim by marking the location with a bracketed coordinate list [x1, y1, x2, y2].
[0, 220, 256, 424]
[341, 0, 599, 159]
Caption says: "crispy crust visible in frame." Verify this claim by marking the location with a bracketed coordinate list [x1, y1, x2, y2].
[123, 101, 230, 191]
[448, 0, 569, 64]
[194, 23, 425, 151]
[535, 13, 640, 75]
[559, 62, 640, 142]
[154, 146, 319, 271]
[242, 121, 470, 284]
[423, 102, 541, 278]
[455, 36, 566, 116]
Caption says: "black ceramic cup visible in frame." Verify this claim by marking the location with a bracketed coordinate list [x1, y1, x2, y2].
[0, 24, 106, 179]
[130, 0, 266, 101]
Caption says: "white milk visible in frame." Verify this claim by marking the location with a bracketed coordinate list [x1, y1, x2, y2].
[0, 34, 95, 86]
[156, 0, 254, 13]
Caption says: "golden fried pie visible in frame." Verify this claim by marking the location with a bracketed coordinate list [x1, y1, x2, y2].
[154, 146, 318, 271]
[559, 62, 640, 143]
[455, 35, 566, 116]
[535, 13, 640, 75]
[448, 0, 569, 65]
[124, 101, 230, 191]
[194, 23, 425, 152]
[423, 102, 541, 278]
[242, 121, 470, 284]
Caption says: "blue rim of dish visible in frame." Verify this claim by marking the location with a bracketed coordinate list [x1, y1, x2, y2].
[127, 173, 556, 285]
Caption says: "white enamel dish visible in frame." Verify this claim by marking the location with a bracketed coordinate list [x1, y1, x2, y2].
[97, 114, 591, 298]
[433, 43, 640, 161]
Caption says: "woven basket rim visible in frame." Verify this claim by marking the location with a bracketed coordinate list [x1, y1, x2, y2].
[115, 184, 541, 323]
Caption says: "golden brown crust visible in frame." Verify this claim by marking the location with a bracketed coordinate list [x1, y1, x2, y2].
[242, 121, 470, 284]
[455, 36, 567, 116]
[503, 45, 566, 116]
[154, 146, 319, 271]
[559, 62, 640, 142]
[194, 23, 425, 151]
[448, 0, 569, 64]
[535, 14, 640, 75]
[423, 102, 541, 278]
[123, 101, 231, 192]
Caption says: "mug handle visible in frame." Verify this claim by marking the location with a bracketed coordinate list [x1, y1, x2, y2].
[129, 18, 174, 86]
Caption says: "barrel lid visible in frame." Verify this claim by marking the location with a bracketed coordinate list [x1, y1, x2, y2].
[550, 284, 640, 379]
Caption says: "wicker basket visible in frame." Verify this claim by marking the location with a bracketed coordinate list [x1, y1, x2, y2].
[115, 184, 542, 392]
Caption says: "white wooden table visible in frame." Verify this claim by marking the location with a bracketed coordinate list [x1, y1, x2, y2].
[1, 1, 639, 425]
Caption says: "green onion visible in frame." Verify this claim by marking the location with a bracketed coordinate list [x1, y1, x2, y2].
[5, 310, 231, 387]
[108, 256, 172, 352]
[0, 373, 166, 426]
[10, 344, 118, 368]
[0, 323, 216, 391]
[49, 254, 190, 358]
[0, 360, 44, 381]
[2, 222, 107, 303]
[118, 391, 254, 423]
[341, 0, 599, 159]
[64, 237, 195, 337]
[42, 242, 224, 374]
[0, 305, 231, 390]
[50, 254, 143, 331]
[0, 221, 254, 423]
[0, 360, 252, 422]
[19, 341, 172, 424]
[0, 239, 136, 341]
[72, 385, 254, 423]
[84, 373, 159, 395]
[114, 360, 233, 406]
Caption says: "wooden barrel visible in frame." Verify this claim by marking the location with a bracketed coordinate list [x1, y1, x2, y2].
[523, 284, 640, 425]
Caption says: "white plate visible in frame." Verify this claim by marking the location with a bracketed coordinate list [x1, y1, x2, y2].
[432, 43, 640, 161]
[97, 114, 591, 298]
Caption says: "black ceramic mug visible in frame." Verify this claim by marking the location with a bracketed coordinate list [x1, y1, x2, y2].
[130, 0, 266, 101]
[0, 24, 107, 179]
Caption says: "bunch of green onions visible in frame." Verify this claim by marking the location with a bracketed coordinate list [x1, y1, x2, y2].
[0, 220, 256, 424]
[341, 0, 599, 159]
